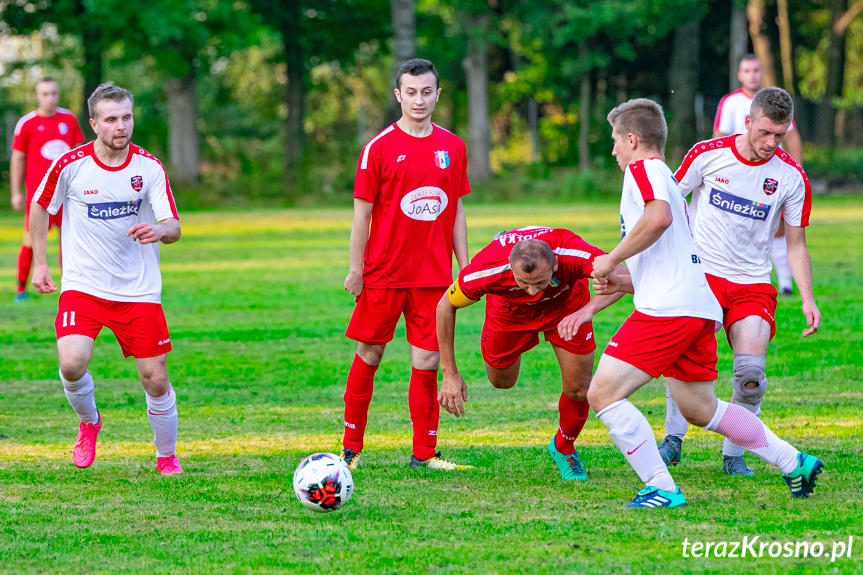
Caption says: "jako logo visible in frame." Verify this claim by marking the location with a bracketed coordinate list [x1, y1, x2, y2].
[715, 177, 729, 184]
[709, 188, 770, 221]
[84, 189, 99, 196]
[400, 186, 448, 221]
[88, 199, 143, 220]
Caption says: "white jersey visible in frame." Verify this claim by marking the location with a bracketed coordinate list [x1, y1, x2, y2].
[35, 141, 179, 303]
[714, 89, 796, 135]
[619, 158, 721, 322]
[675, 136, 811, 284]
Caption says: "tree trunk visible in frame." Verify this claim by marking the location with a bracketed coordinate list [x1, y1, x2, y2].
[462, 12, 491, 181]
[76, 0, 102, 124]
[281, 0, 304, 171]
[776, 0, 793, 93]
[164, 74, 200, 184]
[578, 41, 591, 171]
[817, 0, 848, 144]
[669, 18, 700, 162]
[386, 0, 416, 125]
[746, 0, 777, 87]
[729, 2, 748, 91]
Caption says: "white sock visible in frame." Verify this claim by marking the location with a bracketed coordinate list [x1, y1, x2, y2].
[597, 399, 676, 492]
[772, 236, 792, 291]
[722, 396, 763, 457]
[61, 370, 99, 424]
[704, 400, 798, 474]
[146, 385, 178, 459]
[664, 388, 689, 439]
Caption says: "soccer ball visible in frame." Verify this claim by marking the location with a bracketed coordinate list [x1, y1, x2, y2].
[292, 452, 354, 512]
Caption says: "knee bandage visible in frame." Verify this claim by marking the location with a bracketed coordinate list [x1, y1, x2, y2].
[732, 354, 767, 403]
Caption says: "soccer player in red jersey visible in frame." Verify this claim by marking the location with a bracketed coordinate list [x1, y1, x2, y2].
[341, 59, 471, 471]
[30, 83, 183, 475]
[437, 227, 625, 480]
[587, 98, 821, 508]
[10, 78, 84, 301]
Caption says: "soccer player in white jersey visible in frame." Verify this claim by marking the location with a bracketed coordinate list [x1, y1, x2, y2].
[658, 87, 821, 477]
[714, 53, 801, 295]
[29, 83, 183, 475]
[587, 98, 822, 508]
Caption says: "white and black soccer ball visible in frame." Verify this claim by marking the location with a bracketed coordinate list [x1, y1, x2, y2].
[293, 452, 354, 512]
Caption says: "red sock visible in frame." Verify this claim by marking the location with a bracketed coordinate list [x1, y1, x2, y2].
[408, 367, 439, 460]
[17, 245, 33, 292]
[342, 354, 378, 453]
[554, 393, 590, 455]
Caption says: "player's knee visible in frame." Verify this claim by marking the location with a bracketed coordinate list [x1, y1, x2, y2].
[563, 386, 589, 401]
[357, 343, 384, 366]
[58, 354, 88, 382]
[732, 353, 768, 405]
[488, 372, 516, 389]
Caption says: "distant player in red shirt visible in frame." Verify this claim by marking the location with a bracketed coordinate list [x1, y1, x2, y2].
[10, 77, 84, 301]
[341, 59, 471, 471]
[436, 227, 624, 480]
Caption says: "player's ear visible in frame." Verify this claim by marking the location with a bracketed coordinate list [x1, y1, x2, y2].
[435, 87, 441, 101]
[89, 117, 97, 134]
[744, 114, 752, 131]
[394, 88, 402, 103]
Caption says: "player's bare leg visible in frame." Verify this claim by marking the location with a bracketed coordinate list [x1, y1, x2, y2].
[484, 357, 521, 390]
[548, 346, 592, 479]
[667, 377, 823, 497]
[408, 345, 470, 470]
[590, 354, 681, 506]
[136, 354, 182, 475]
[722, 315, 771, 475]
[57, 335, 101, 468]
[341, 342, 385, 469]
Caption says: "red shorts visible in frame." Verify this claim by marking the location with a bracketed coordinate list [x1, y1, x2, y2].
[56, 290, 172, 358]
[481, 315, 596, 370]
[25, 191, 61, 231]
[345, 286, 446, 351]
[603, 311, 718, 382]
[706, 274, 777, 342]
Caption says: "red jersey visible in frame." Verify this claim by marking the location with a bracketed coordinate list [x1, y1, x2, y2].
[355, 123, 471, 288]
[455, 227, 604, 330]
[12, 108, 85, 196]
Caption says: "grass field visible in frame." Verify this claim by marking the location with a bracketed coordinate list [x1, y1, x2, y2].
[1, 197, 862, 574]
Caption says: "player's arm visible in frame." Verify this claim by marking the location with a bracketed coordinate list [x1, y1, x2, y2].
[30, 199, 56, 294]
[344, 198, 373, 298]
[453, 198, 468, 269]
[785, 224, 820, 337]
[557, 263, 628, 341]
[783, 128, 803, 163]
[127, 217, 181, 245]
[437, 279, 479, 417]
[10, 150, 26, 212]
[593, 200, 672, 280]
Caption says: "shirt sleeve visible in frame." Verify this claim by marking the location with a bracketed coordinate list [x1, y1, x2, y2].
[558, 236, 605, 279]
[674, 146, 703, 198]
[147, 160, 180, 221]
[715, 94, 733, 134]
[458, 139, 471, 198]
[354, 139, 381, 203]
[782, 171, 812, 228]
[11, 117, 30, 153]
[35, 158, 67, 215]
[70, 117, 86, 146]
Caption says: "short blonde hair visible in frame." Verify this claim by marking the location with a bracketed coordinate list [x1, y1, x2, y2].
[87, 82, 134, 119]
[607, 98, 667, 151]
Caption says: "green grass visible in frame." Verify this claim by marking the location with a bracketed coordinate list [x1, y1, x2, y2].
[1, 197, 862, 574]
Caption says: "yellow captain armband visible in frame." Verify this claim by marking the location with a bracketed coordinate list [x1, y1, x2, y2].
[448, 279, 479, 308]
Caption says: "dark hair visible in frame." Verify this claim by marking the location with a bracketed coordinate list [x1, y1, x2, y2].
[87, 82, 134, 119]
[395, 58, 439, 90]
[36, 77, 57, 88]
[738, 53, 761, 68]
[751, 87, 793, 124]
[607, 98, 668, 152]
[510, 239, 554, 273]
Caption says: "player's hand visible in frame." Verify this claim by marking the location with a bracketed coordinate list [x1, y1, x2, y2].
[127, 223, 164, 244]
[11, 191, 26, 212]
[344, 271, 363, 299]
[558, 308, 593, 341]
[592, 254, 615, 280]
[801, 300, 821, 337]
[31, 263, 57, 294]
[438, 373, 468, 417]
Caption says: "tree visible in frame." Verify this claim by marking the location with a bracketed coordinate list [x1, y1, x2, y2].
[669, 17, 701, 162]
[461, 2, 491, 180]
